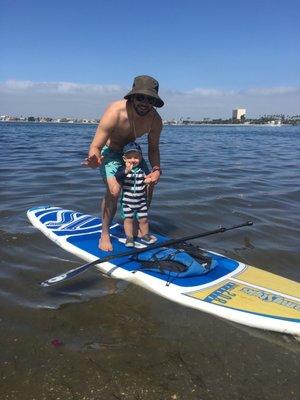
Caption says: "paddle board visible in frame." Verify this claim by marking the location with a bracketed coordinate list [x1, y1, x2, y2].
[27, 206, 300, 336]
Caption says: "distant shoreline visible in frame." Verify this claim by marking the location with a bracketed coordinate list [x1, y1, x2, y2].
[1, 120, 298, 127]
[0, 120, 98, 125]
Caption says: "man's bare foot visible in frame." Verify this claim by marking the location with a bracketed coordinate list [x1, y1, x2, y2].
[99, 234, 113, 251]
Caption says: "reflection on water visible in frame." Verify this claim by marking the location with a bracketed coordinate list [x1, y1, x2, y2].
[1, 123, 299, 400]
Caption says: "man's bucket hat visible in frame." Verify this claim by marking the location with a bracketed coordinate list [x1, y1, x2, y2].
[124, 75, 164, 108]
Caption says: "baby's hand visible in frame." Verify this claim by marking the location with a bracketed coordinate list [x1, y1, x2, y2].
[125, 161, 133, 174]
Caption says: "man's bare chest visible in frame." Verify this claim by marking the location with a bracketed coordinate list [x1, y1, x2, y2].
[112, 118, 151, 139]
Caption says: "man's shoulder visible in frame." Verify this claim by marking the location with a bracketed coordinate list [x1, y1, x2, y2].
[101, 100, 127, 125]
[105, 99, 127, 115]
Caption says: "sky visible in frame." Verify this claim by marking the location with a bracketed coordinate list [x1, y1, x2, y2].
[0, 0, 299, 119]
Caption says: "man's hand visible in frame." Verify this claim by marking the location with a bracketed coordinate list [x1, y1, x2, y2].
[82, 153, 103, 168]
[144, 170, 160, 185]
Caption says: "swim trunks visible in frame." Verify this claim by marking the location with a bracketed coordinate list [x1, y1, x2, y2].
[99, 145, 150, 181]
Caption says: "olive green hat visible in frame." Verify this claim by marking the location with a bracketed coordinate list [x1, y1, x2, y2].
[124, 75, 164, 108]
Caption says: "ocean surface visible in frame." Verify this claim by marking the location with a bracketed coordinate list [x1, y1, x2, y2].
[0, 122, 299, 400]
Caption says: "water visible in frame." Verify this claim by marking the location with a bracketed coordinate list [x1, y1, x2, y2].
[1, 122, 299, 399]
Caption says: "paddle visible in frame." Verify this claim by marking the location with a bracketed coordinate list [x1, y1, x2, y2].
[41, 221, 253, 287]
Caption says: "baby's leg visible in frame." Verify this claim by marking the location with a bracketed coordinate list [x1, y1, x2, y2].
[124, 218, 134, 239]
[138, 217, 149, 237]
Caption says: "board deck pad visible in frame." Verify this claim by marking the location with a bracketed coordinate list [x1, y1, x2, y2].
[28, 206, 300, 336]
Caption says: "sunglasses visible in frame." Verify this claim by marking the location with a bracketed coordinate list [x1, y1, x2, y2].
[135, 94, 156, 106]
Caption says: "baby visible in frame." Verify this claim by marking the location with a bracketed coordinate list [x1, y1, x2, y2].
[116, 142, 157, 247]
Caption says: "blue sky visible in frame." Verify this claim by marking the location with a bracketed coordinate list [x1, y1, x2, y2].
[1, 0, 299, 118]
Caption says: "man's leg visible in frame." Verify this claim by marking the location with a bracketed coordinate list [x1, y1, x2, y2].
[99, 177, 121, 251]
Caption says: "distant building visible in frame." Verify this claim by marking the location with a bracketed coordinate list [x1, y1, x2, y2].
[232, 108, 246, 120]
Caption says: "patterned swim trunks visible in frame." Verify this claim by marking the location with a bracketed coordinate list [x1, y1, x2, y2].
[99, 145, 150, 181]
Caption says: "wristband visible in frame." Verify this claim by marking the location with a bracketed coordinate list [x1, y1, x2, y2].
[152, 166, 162, 175]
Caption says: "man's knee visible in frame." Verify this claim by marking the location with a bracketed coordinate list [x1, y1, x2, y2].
[106, 180, 121, 200]
[106, 190, 120, 202]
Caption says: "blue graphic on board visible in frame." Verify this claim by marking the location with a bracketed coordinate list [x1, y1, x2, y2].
[30, 206, 239, 287]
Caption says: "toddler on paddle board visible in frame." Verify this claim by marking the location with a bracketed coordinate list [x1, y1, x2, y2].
[116, 142, 157, 247]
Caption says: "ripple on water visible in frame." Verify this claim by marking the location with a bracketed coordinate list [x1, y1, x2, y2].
[0, 123, 299, 312]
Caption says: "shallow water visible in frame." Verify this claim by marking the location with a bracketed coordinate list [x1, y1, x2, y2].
[0, 122, 299, 399]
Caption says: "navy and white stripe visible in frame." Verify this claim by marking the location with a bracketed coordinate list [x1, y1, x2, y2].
[116, 167, 148, 219]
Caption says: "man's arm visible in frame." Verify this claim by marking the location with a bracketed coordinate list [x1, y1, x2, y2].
[147, 115, 163, 183]
[83, 105, 118, 168]
[115, 165, 126, 184]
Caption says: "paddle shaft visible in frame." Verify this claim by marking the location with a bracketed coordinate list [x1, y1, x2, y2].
[41, 221, 253, 287]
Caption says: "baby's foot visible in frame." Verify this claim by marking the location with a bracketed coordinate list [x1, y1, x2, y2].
[140, 234, 157, 245]
[125, 237, 135, 247]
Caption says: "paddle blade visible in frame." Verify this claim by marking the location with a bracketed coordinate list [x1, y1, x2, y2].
[40, 260, 96, 287]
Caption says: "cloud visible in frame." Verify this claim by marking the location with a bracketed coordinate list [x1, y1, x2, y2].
[244, 86, 300, 96]
[3, 80, 35, 91]
[185, 88, 236, 97]
[0, 80, 299, 119]
[1, 80, 123, 95]
[161, 85, 300, 118]
[0, 80, 126, 118]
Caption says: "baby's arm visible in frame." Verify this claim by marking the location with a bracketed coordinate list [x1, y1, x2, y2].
[115, 166, 127, 184]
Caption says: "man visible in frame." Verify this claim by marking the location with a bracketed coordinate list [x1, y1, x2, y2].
[83, 75, 164, 251]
